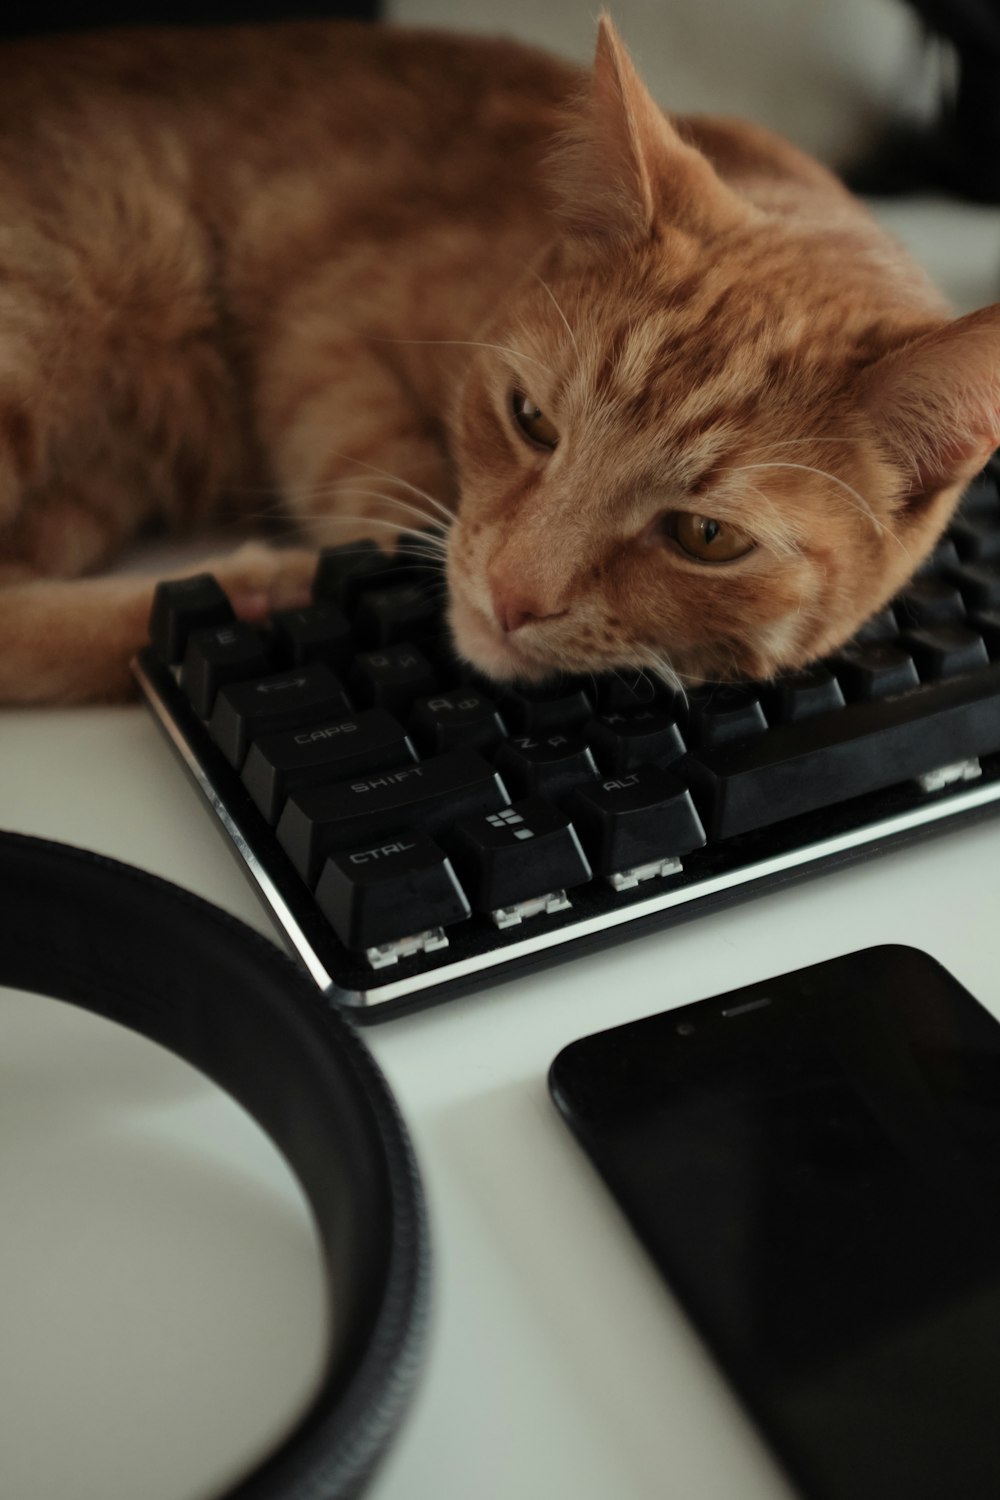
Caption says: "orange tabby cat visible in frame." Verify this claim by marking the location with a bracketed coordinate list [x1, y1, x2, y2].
[0, 15, 997, 702]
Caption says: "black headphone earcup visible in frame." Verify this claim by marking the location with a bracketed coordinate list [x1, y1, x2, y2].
[0, 830, 429, 1500]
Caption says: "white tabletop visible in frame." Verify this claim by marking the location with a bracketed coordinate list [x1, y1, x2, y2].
[1, 690, 997, 1500]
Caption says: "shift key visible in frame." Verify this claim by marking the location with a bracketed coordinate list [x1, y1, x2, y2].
[242, 708, 416, 824]
[684, 662, 1000, 840]
[277, 749, 509, 885]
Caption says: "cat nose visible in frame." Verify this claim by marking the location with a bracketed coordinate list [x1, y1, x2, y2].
[490, 583, 565, 635]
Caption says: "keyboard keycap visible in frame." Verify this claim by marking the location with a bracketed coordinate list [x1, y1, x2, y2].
[764, 665, 845, 725]
[894, 578, 966, 628]
[271, 604, 353, 669]
[149, 574, 234, 664]
[903, 626, 990, 682]
[685, 663, 1000, 840]
[569, 766, 706, 881]
[408, 689, 507, 755]
[948, 562, 1000, 612]
[241, 708, 416, 823]
[495, 732, 599, 799]
[958, 471, 1000, 515]
[833, 643, 920, 701]
[687, 687, 768, 749]
[313, 540, 396, 611]
[276, 748, 509, 884]
[949, 517, 1000, 564]
[351, 644, 438, 716]
[180, 622, 273, 718]
[449, 799, 592, 916]
[354, 583, 442, 647]
[314, 834, 469, 951]
[593, 673, 662, 712]
[500, 683, 594, 734]
[588, 709, 686, 773]
[917, 539, 961, 577]
[851, 607, 899, 645]
[973, 610, 1000, 658]
[209, 662, 351, 769]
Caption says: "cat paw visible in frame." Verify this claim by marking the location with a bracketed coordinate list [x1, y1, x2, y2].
[194, 542, 318, 622]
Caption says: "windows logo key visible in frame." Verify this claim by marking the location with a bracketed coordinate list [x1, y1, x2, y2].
[450, 798, 594, 930]
[488, 808, 535, 840]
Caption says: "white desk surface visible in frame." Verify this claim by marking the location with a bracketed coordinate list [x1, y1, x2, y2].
[1, 692, 997, 1500]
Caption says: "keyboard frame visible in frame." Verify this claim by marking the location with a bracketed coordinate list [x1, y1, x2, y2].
[134, 646, 1000, 1021]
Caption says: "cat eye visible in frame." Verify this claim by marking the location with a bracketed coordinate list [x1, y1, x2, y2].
[664, 511, 756, 563]
[511, 390, 559, 450]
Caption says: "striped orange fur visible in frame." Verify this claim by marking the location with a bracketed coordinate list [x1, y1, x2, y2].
[0, 16, 996, 701]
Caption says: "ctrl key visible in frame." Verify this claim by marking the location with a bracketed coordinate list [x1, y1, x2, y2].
[315, 835, 470, 966]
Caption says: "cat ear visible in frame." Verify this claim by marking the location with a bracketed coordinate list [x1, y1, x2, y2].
[549, 14, 750, 240]
[862, 304, 1000, 503]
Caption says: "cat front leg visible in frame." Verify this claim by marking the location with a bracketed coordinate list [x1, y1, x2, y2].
[0, 543, 316, 704]
[257, 331, 457, 553]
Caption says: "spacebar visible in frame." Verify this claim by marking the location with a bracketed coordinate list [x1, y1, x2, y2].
[685, 664, 1000, 840]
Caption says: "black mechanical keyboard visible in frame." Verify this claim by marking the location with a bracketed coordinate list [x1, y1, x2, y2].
[133, 467, 1000, 1020]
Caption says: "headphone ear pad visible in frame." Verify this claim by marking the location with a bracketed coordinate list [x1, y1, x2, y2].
[0, 830, 429, 1500]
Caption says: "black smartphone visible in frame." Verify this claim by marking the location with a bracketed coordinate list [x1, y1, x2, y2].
[550, 946, 1000, 1500]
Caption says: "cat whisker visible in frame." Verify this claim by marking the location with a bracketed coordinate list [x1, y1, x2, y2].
[733, 459, 875, 515]
[219, 466, 454, 544]
[325, 486, 452, 539]
[730, 460, 913, 562]
[528, 267, 579, 355]
[736, 480, 805, 557]
[638, 647, 688, 705]
[604, 664, 658, 706]
[367, 335, 553, 375]
[392, 538, 449, 556]
[290, 483, 450, 532]
[295, 498, 452, 552]
[301, 510, 450, 555]
[395, 552, 449, 573]
[401, 566, 449, 585]
[306, 452, 456, 524]
[604, 666, 624, 699]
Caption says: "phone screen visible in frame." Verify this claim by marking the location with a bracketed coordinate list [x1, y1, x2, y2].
[550, 946, 1000, 1500]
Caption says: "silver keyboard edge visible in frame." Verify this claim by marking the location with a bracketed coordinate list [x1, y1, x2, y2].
[133, 656, 1000, 1012]
[134, 656, 338, 995]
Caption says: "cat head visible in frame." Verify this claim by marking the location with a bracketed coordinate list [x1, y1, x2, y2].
[446, 15, 1000, 689]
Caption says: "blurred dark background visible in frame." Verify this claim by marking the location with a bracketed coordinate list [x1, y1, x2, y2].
[0, 2, 379, 36]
